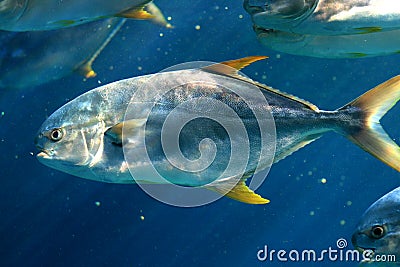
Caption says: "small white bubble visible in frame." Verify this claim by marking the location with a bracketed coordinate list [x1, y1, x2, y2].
[95, 201, 101, 207]
[195, 25, 201, 30]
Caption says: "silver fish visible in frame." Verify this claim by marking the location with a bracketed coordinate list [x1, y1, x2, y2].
[245, 0, 400, 36]
[245, 0, 400, 58]
[0, 18, 125, 89]
[253, 27, 400, 58]
[0, 0, 153, 31]
[35, 56, 400, 204]
[352, 186, 400, 264]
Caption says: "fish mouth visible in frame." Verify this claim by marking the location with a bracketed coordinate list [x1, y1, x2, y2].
[37, 150, 51, 159]
[356, 246, 376, 253]
[356, 246, 376, 260]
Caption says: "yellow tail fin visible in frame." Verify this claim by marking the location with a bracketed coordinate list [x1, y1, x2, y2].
[339, 76, 400, 171]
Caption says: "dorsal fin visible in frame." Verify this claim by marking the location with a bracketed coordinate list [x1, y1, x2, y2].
[202, 56, 267, 77]
[247, 78, 319, 111]
[202, 56, 319, 112]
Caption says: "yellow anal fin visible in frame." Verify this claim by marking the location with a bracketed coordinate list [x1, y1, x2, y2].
[225, 181, 270, 204]
[117, 6, 154, 19]
[207, 179, 269, 204]
[355, 26, 382, 34]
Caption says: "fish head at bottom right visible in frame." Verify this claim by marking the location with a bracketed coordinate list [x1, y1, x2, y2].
[352, 187, 400, 262]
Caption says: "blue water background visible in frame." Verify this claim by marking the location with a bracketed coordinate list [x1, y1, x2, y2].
[1, 1, 400, 266]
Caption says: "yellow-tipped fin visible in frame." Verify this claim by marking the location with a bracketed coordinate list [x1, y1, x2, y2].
[52, 20, 76, 27]
[76, 19, 126, 79]
[202, 56, 319, 111]
[203, 56, 267, 76]
[206, 179, 269, 204]
[145, 2, 174, 28]
[77, 61, 97, 79]
[339, 75, 400, 172]
[117, 6, 154, 19]
[355, 26, 382, 34]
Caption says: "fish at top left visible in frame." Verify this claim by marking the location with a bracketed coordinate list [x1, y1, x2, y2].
[0, 18, 125, 90]
[0, 0, 155, 31]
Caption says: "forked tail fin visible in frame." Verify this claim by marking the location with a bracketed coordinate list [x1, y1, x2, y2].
[339, 76, 400, 171]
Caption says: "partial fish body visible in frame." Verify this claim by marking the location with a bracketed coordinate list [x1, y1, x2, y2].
[254, 28, 400, 58]
[35, 57, 400, 204]
[0, 0, 163, 31]
[0, 18, 125, 89]
[245, 0, 400, 58]
[352, 187, 400, 264]
[245, 0, 400, 36]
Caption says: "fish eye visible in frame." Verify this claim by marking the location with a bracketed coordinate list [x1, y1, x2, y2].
[370, 225, 385, 239]
[49, 128, 64, 142]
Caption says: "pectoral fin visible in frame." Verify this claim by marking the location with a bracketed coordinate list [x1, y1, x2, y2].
[105, 119, 147, 146]
[206, 179, 269, 204]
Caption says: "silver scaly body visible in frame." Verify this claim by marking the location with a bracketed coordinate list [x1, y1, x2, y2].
[35, 57, 400, 204]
